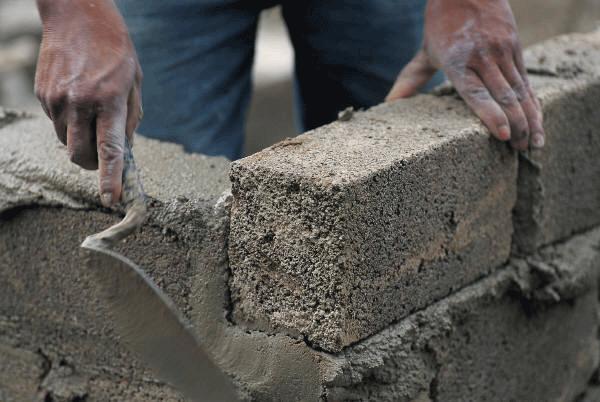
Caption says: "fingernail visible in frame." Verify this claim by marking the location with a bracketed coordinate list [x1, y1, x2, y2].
[101, 192, 113, 207]
[532, 133, 545, 148]
[498, 125, 511, 141]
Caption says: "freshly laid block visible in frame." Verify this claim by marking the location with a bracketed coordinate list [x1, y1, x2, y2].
[229, 29, 600, 353]
[230, 94, 518, 352]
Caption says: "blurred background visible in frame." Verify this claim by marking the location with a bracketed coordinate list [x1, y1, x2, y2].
[0, 0, 599, 156]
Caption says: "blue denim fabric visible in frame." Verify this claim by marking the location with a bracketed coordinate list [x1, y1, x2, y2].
[117, 0, 438, 160]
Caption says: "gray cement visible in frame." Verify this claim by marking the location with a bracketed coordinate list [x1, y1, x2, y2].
[513, 32, 600, 254]
[0, 116, 328, 401]
[3, 184, 599, 402]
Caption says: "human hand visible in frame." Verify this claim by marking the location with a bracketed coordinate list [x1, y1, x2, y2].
[387, 0, 544, 150]
[35, 0, 143, 206]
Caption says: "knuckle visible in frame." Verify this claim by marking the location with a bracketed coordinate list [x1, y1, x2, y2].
[98, 140, 123, 163]
[464, 86, 490, 102]
[512, 82, 528, 102]
[496, 90, 518, 108]
[466, 52, 486, 69]
[95, 89, 124, 108]
[66, 89, 94, 107]
[45, 92, 65, 107]
[34, 85, 44, 102]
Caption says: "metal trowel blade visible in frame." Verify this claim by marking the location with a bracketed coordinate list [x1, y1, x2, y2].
[82, 243, 239, 402]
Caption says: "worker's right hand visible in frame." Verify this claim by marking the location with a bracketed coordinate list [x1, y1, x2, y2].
[35, 0, 143, 207]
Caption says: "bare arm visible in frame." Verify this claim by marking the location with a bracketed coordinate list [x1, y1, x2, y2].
[35, 0, 143, 206]
[387, 0, 544, 150]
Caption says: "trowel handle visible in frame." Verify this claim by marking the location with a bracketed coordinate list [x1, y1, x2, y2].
[121, 137, 146, 212]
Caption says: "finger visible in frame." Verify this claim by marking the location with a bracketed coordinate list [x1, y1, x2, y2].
[96, 100, 127, 207]
[39, 100, 52, 120]
[53, 119, 67, 146]
[45, 97, 68, 145]
[66, 107, 98, 170]
[500, 59, 545, 149]
[512, 48, 545, 147]
[477, 63, 529, 150]
[447, 68, 511, 142]
[386, 49, 437, 101]
[125, 84, 142, 143]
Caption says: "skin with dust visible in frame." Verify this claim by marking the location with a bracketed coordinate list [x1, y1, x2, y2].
[35, 0, 542, 207]
[387, 0, 545, 150]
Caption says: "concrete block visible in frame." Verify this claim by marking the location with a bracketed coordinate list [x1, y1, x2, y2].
[510, 0, 600, 46]
[515, 32, 600, 253]
[525, 29, 600, 79]
[229, 29, 600, 352]
[230, 93, 518, 352]
[324, 227, 600, 401]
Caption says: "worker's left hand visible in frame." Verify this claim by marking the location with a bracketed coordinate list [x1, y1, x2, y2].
[386, 0, 544, 150]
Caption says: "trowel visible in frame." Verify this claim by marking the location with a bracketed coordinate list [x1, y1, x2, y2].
[80, 139, 239, 402]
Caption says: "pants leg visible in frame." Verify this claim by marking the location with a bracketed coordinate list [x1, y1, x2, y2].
[116, 0, 261, 160]
[281, 0, 442, 132]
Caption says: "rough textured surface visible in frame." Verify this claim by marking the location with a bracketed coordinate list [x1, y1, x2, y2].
[0, 113, 230, 214]
[525, 30, 600, 79]
[511, 0, 600, 46]
[0, 116, 329, 401]
[228, 29, 600, 352]
[325, 227, 600, 401]
[230, 96, 518, 352]
[4, 29, 600, 402]
[515, 31, 600, 253]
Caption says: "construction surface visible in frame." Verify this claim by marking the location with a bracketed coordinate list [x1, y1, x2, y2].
[2, 27, 600, 402]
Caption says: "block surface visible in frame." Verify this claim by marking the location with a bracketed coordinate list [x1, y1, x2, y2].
[229, 29, 600, 352]
[230, 95, 518, 352]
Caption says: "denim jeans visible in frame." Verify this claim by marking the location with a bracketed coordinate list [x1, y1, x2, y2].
[117, 0, 437, 160]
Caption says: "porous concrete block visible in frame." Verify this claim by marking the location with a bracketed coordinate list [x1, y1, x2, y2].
[514, 31, 600, 253]
[229, 29, 600, 352]
[325, 227, 600, 401]
[230, 94, 518, 352]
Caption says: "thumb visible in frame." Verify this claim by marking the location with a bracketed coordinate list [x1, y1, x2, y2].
[386, 49, 437, 101]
